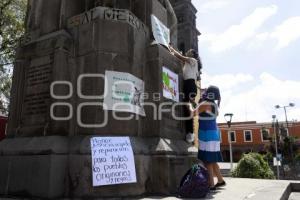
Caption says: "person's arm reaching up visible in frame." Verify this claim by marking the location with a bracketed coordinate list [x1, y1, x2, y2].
[189, 102, 212, 117]
[169, 45, 191, 63]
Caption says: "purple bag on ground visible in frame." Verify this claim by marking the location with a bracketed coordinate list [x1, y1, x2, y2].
[178, 163, 210, 198]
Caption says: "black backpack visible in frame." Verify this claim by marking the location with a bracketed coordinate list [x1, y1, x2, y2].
[178, 163, 210, 198]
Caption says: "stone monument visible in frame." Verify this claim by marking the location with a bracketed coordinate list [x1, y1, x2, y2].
[0, 0, 198, 198]
[170, 0, 200, 53]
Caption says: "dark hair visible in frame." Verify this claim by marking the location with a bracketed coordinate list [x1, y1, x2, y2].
[205, 86, 221, 102]
[192, 50, 197, 58]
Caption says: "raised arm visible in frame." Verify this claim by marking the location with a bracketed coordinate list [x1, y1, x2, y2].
[169, 45, 191, 63]
[189, 101, 212, 117]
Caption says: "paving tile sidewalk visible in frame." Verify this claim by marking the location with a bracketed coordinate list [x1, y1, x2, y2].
[139, 178, 299, 200]
[1, 178, 299, 200]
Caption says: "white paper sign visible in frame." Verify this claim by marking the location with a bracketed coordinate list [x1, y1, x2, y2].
[273, 157, 282, 166]
[90, 137, 137, 186]
[162, 67, 179, 102]
[151, 14, 170, 47]
[104, 71, 145, 116]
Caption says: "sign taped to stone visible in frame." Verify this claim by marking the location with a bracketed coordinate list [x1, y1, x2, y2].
[162, 67, 179, 102]
[67, 6, 145, 31]
[151, 14, 170, 47]
[90, 137, 137, 186]
[104, 71, 145, 116]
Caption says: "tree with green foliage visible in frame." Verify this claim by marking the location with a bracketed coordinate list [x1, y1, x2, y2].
[232, 153, 275, 179]
[0, 0, 27, 115]
[282, 136, 298, 163]
[295, 153, 300, 163]
[263, 151, 273, 164]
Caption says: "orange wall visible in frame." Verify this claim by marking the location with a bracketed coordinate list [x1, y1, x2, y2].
[220, 128, 271, 146]
[290, 123, 300, 138]
[219, 121, 300, 147]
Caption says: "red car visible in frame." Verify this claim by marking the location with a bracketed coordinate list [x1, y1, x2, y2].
[0, 115, 7, 141]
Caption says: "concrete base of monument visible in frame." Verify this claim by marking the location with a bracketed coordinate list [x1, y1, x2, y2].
[0, 136, 198, 199]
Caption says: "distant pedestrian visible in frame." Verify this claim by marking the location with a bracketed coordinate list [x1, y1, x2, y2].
[169, 45, 200, 143]
[189, 86, 225, 190]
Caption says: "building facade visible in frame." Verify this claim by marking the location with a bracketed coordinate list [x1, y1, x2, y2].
[218, 121, 300, 161]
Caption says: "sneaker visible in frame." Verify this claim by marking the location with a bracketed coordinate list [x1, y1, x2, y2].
[186, 133, 195, 143]
[215, 181, 226, 188]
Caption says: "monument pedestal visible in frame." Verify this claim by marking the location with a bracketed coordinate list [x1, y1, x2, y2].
[0, 136, 197, 198]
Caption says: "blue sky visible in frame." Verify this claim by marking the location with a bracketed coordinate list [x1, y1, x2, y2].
[192, 0, 300, 123]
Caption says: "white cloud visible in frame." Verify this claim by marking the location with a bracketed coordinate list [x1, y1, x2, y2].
[200, 5, 278, 53]
[256, 32, 270, 41]
[202, 72, 254, 90]
[271, 16, 300, 49]
[247, 32, 271, 50]
[202, 72, 300, 123]
[249, 17, 300, 50]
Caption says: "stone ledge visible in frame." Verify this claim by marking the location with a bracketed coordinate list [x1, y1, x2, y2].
[0, 136, 197, 156]
[0, 136, 69, 155]
[69, 136, 197, 156]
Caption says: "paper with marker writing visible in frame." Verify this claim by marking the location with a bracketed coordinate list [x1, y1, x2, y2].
[90, 137, 137, 186]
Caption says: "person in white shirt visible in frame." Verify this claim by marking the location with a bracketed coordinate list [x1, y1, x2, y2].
[169, 46, 200, 143]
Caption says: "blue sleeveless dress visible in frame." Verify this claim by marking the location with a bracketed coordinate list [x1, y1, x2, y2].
[198, 104, 223, 163]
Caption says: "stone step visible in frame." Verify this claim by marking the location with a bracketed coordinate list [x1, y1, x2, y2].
[220, 169, 231, 177]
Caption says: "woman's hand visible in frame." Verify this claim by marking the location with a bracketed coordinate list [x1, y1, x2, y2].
[191, 101, 213, 117]
[169, 47, 189, 63]
[169, 45, 175, 52]
[189, 103, 197, 117]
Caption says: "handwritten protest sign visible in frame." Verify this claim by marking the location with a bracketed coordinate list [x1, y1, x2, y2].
[151, 14, 170, 47]
[90, 137, 137, 186]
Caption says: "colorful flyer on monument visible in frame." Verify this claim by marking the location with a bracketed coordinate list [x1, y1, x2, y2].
[151, 14, 170, 47]
[90, 137, 137, 186]
[162, 67, 179, 102]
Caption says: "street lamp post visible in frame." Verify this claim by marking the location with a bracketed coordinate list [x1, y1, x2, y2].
[272, 115, 280, 179]
[275, 103, 295, 137]
[224, 113, 234, 171]
[275, 103, 295, 163]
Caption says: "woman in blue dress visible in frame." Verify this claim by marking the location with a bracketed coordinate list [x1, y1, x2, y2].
[190, 86, 225, 190]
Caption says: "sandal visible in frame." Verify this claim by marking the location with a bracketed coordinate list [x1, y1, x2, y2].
[215, 181, 226, 188]
[209, 186, 217, 191]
